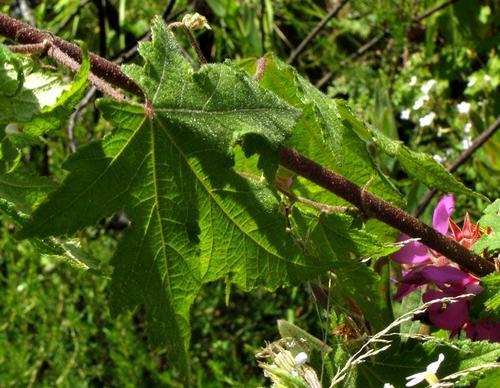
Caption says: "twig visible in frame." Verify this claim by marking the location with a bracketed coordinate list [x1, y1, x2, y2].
[316, 0, 459, 89]
[414, 116, 500, 217]
[279, 148, 494, 276]
[67, 86, 98, 152]
[169, 22, 207, 64]
[0, 14, 493, 276]
[287, 0, 349, 65]
[0, 13, 143, 97]
[414, 0, 458, 23]
[278, 186, 352, 214]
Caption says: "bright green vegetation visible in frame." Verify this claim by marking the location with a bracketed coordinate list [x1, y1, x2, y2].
[0, 0, 499, 386]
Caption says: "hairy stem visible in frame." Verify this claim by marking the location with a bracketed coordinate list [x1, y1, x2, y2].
[0, 12, 493, 276]
[279, 148, 494, 276]
[0, 13, 143, 97]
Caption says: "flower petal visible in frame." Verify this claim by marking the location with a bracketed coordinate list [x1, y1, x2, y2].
[405, 371, 427, 387]
[392, 234, 430, 264]
[432, 195, 455, 234]
[420, 266, 479, 291]
[427, 353, 445, 373]
[466, 321, 500, 342]
[394, 282, 420, 300]
[423, 289, 469, 330]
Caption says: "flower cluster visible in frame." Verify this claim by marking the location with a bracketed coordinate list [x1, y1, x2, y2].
[399, 77, 438, 127]
[392, 195, 499, 341]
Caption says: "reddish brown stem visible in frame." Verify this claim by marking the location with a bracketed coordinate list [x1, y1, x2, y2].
[0, 13, 143, 97]
[279, 148, 494, 277]
[0, 12, 493, 276]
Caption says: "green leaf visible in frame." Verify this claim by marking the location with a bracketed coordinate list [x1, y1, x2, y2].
[277, 319, 332, 354]
[304, 211, 399, 331]
[473, 199, 500, 254]
[470, 272, 500, 321]
[343, 338, 500, 387]
[237, 55, 403, 209]
[23, 42, 90, 138]
[0, 173, 100, 273]
[0, 173, 56, 213]
[0, 42, 87, 146]
[0, 43, 29, 127]
[335, 101, 482, 199]
[20, 18, 332, 377]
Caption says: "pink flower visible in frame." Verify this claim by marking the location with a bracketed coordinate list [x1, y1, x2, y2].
[394, 265, 480, 300]
[423, 289, 470, 331]
[390, 195, 499, 341]
[465, 321, 500, 342]
[392, 195, 455, 265]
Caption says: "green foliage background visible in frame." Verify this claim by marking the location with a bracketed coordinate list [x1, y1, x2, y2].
[0, 0, 499, 386]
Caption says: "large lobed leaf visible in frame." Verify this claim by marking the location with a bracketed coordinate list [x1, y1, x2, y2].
[19, 18, 334, 376]
[238, 55, 403, 208]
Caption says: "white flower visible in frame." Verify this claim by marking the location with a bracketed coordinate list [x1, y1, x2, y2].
[294, 352, 308, 366]
[461, 136, 472, 149]
[457, 101, 471, 114]
[409, 76, 417, 86]
[384, 384, 395, 388]
[182, 13, 211, 30]
[405, 353, 444, 387]
[412, 95, 429, 110]
[484, 75, 491, 82]
[419, 112, 436, 127]
[421, 79, 437, 95]
[16, 283, 27, 292]
[464, 122, 472, 133]
[467, 76, 476, 87]
[433, 154, 444, 164]
[400, 109, 411, 120]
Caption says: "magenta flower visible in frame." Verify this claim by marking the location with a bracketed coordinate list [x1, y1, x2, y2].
[394, 265, 480, 300]
[390, 195, 499, 342]
[466, 321, 500, 342]
[422, 283, 482, 331]
[392, 195, 455, 265]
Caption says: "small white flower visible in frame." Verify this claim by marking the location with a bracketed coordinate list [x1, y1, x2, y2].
[421, 79, 437, 95]
[467, 76, 476, 87]
[182, 13, 211, 30]
[419, 112, 436, 127]
[464, 122, 472, 133]
[412, 95, 429, 110]
[384, 384, 395, 388]
[409, 76, 418, 86]
[294, 352, 308, 366]
[457, 101, 471, 114]
[405, 353, 444, 387]
[484, 75, 491, 82]
[433, 154, 444, 164]
[461, 136, 472, 149]
[400, 109, 411, 120]
[5, 123, 20, 134]
[16, 283, 27, 292]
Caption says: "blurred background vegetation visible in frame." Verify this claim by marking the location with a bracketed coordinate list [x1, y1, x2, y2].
[0, 0, 498, 386]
